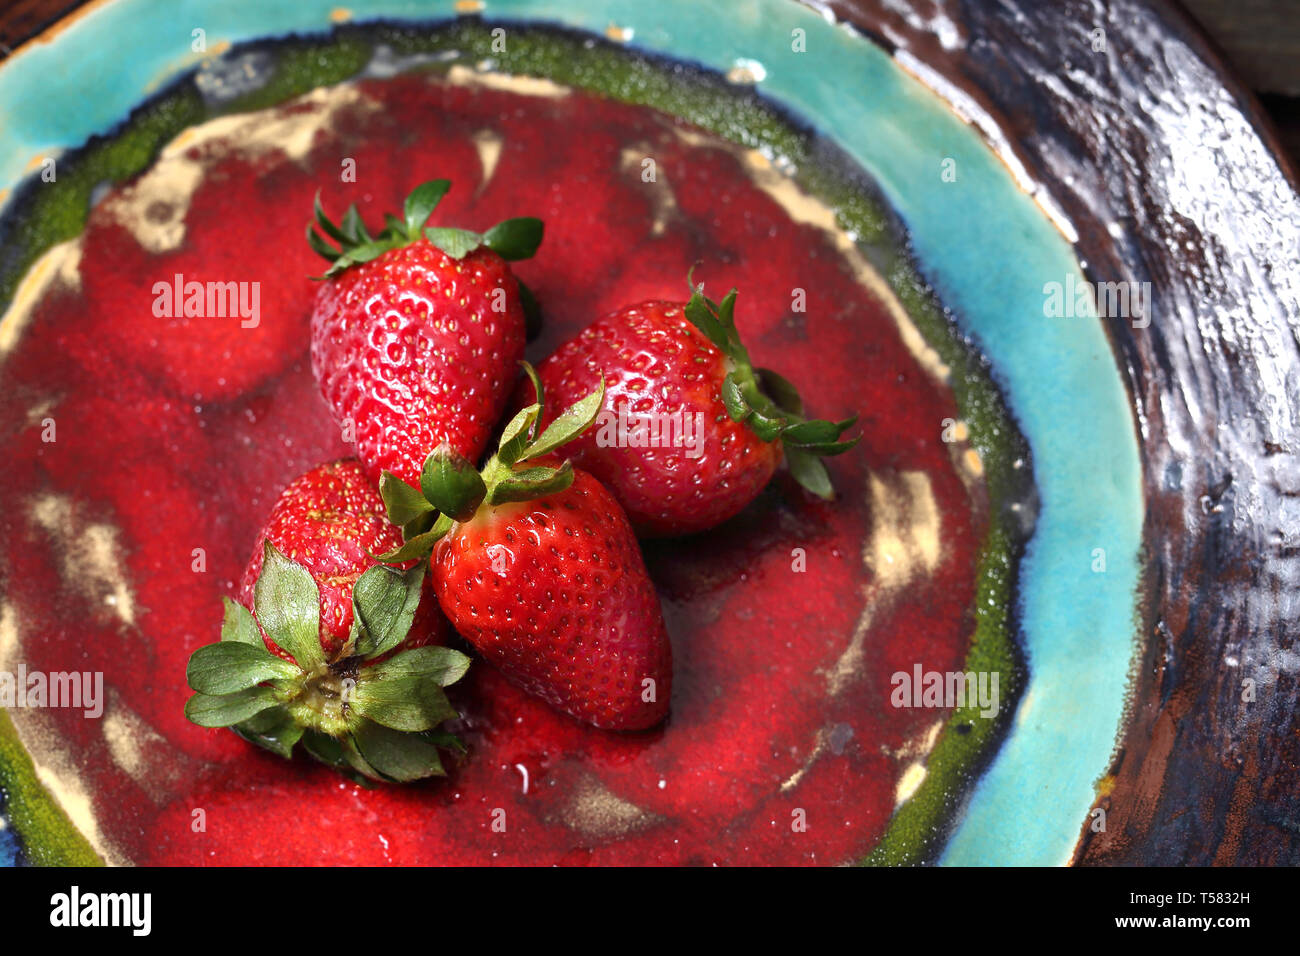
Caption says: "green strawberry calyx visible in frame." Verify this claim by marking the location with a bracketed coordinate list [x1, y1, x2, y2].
[376, 363, 605, 562]
[183, 541, 471, 784]
[683, 271, 861, 499]
[306, 178, 545, 280]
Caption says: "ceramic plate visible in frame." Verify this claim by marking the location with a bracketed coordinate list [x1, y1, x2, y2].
[0, 0, 1295, 866]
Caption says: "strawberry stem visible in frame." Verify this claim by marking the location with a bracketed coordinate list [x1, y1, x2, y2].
[682, 273, 862, 498]
[183, 544, 471, 783]
[377, 363, 604, 562]
[307, 178, 544, 279]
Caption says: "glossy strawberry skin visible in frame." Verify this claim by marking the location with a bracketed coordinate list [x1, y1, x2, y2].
[310, 240, 526, 487]
[431, 466, 671, 731]
[237, 459, 445, 663]
[529, 301, 782, 536]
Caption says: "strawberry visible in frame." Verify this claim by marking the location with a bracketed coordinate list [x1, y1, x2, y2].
[379, 373, 672, 731]
[523, 277, 860, 536]
[234, 458, 445, 662]
[184, 459, 471, 783]
[307, 179, 543, 487]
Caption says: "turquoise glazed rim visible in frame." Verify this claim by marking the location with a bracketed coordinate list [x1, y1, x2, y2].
[0, 0, 1143, 866]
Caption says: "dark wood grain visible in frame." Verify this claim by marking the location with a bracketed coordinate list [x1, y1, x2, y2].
[822, 0, 1300, 865]
[1178, 1, 1300, 180]
[1181, 0, 1300, 95]
[0, 0, 83, 57]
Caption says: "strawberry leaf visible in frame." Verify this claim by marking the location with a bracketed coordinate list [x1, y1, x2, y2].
[488, 461, 575, 504]
[779, 415, 860, 455]
[714, 288, 743, 351]
[184, 686, 281, 728]
[756, 367, 804, 416]
[232, 707, 304, 759]
[301, 730, 347, 768]
[313, 190, 347, 243]
[374, 517, 451, 563]
[379, 471, 435, 527]
[340, 204, 370, 244]
[404, 179, 450, 236]
[308, 178, 543, 281]
[520, 379, 605, 462]
[683, 291, 731, 353]
[340, 734, 386, 781]
[423, 728, 468, 754]
[351, 563, 425, 661]
[496, 403, 541, 468]
[383, 212, 407, 238]
[339, 240, 389, 265]
[479, 375, 602, 507]
[353, 667, 458, 733]
[424, 226, 483, 259]
[363, 645, 471, 687]
[785, 447, 834, 500]
[782, 418, 850, 444]
[402, 511, 437, 540]
[520, 360, 545, 420]
[352, 719, 447, 781]
[186, 641, 299, 695]
[306, 225, 340, 261]
[220, 596, 261, 647]
[482, 217, 543, 261]
[683, 273, 862, 489]
[746, 407, 787, 442]
[721, 373, 750, 422]
[253, 542, 325, 672]
[784, 435, 862, 456]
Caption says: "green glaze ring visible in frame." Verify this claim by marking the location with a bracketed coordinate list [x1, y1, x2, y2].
[0, 710, 102, 865]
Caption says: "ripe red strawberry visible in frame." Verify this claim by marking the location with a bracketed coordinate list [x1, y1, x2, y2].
[235, 458, 445, 662]
[307, 180, 542, 487]
[184, 459, 471, 783]
[524, 279, 860, 536]
[379, 376, 672, 731]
